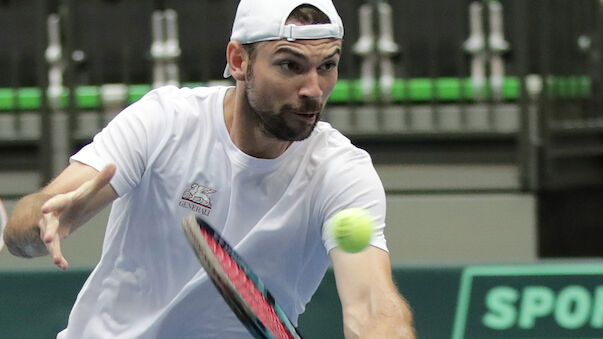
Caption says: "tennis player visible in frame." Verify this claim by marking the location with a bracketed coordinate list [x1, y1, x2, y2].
[4, 0, 415, 337]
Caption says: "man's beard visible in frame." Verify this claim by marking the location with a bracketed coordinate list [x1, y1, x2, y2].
[243, 68, 322, 142]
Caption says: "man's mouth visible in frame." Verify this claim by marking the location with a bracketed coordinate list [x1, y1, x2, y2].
[292, 111, 319, 122]
[293, 111, 320, 116]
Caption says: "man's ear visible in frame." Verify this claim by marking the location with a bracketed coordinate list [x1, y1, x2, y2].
[226, 41, 248, 81]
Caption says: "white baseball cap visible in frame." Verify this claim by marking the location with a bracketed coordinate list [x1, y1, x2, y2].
[223, 0, 344, 78]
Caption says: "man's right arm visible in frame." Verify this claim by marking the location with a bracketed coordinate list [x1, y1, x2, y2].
[3, 162, 118, 268]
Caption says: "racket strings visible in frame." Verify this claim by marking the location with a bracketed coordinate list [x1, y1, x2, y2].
[202, 228, 293, 339]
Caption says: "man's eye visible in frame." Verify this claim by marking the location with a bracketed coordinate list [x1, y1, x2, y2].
[280, 61, 302, 73]
[319, 61, 337, 72]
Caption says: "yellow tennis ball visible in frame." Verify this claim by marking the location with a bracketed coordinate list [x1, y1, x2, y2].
[330, 208, 374, 253]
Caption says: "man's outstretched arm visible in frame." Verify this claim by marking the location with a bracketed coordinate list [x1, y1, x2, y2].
[330, 246, 416, 338]
[3, 162, 117, 269]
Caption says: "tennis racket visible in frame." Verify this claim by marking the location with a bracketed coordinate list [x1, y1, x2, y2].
[0, 198, 7, 252]
[181, 214, 303, 339]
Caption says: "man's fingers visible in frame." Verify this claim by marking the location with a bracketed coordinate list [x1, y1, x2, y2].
[89, 163, 116, 193]
[73, 163, 116, 199]
[47, 236, 69, 270]
[39, 215, 69, 270]
[40, 213, 59, 243]
[41, 193, 72, 214]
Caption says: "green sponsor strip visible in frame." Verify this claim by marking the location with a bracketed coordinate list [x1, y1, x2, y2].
[0, 88, 15, 110]
[354, 79, 376, 101]
[409, 78, 433, 101]
[330, 80, 377, 103]
[330, 80, 351, 103]
[329, 79, 352, 103]
[17, 87, 42, 110]
[391, 77, 521, 102]
[547, 76, 592, 98]
[503, 77, 521, 99]
[127, 84, 152, 104]
[0, 76, 591, 111]
[76, 86, 100, 109]
[323, 77, 521, 103]
[437, 77, 462, 100]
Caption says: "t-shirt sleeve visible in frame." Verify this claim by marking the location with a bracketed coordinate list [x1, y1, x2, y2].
[70, 88, 172, 197]
[318, 148, 388, 253]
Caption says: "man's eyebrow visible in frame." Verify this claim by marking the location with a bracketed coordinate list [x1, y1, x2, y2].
[274, 47, 307, 60]
[273, 46, 342, 61]
[324, 48, 341, 60]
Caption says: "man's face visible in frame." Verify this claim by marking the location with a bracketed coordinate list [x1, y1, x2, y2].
[243, 37, 342, 141]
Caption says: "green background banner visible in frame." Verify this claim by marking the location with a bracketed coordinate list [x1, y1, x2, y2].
[453, 264, 603, 339]
[2, 263, 602, 338]
[0, 266, 463, 339]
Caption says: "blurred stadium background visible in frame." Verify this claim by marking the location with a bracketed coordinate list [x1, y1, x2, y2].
[0, 0, 602, 338]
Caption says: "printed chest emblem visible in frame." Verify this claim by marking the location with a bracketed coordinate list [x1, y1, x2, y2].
[179, 183, 217, 216]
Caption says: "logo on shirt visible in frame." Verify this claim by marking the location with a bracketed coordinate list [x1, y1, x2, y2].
[179, 183, 216, 216]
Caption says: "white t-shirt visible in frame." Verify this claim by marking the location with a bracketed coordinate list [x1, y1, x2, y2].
[60, 85, 387, 338]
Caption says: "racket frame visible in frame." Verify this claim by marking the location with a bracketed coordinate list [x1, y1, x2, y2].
[181, 214, 302, 339]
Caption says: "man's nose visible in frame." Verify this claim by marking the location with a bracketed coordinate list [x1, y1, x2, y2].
[298, 70, 323, 99]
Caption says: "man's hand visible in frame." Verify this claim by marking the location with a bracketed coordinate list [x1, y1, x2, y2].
[37, 163, 116, 270]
